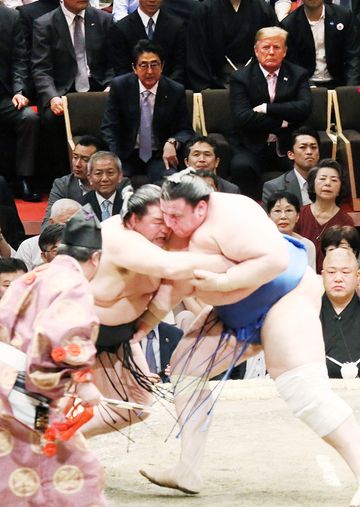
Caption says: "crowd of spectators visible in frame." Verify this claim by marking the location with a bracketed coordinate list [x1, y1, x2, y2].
[0, 0, 360, 380]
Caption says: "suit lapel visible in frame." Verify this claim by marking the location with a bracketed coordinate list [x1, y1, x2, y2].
[132, 10, 148, 38]
[253, 64, 270, 104]
[286, 171, 303, 204]
[274, 65, 290, 102]
[112, 191, 123, 216]
[158, 323, 171, 370]
[55, 8, 76, 61]
[153, 76, 167, 127]
[84, 8, 96, 67]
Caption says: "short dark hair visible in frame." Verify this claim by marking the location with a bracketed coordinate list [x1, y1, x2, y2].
[121, 184, 161, 223]
[132, 39, 165, 65]
[0, 258, 27, 274]
[184, 135, 220, 159]
[307, 159, 348, 204]
[57, 244, 100, 262]
[290, 126, 320, 151]
[161, 170, 212, 206]
[266, 191, 301, 214]
[76, 135, 106, 152]
[320, 225, 360, 256]
[39, 224, 64, 252]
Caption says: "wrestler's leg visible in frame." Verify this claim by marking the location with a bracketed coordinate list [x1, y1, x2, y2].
[140, 306, 261, 493]
[262, 268, 360, 507]
[82, 343, 153, 438]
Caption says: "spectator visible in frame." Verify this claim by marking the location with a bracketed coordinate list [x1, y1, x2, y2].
[141, 322, 183, 382]
[111, 0, 186, 83]
[282, 0, 360, 88]
[82, 151, 130, 221]
[0, 258, 27, 299]
[230, 26, 312, 200]
[321, 225, 360, 257]
[321, 248, 360, 378]
[262, 126, 320, 207]
[16, 198, 81, 270]
[32, 0, 114, 176]
[267, 190, 316, 269]
[186, 0, 277, 91]
[295, 159, 354, 273]
[0, 4, 40, 201]
[112, 0, 198, 23]
[38, 223, 64, 263]
[101, 39, 194, 182]
[42, 135, 106, 228]
[17, 0, 60, 54]
[184, 136, 240, 194]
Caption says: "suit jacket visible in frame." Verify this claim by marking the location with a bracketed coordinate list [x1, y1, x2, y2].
[32, 6, 114, 107]
[186, 0, 278, 91]
[101, 73, 194, 160]
[17, 0, 59, 52]
[282, 4, 360, 86]
[262, 169, 302, 207]
[42, 173, 85, 228]
[81, 184, 128, 221]
[158, 322, 183, 382]
[111, 9, 186, 84]
[217, 177, 240, 194]
[230, 60, 312, 155]
[0, 5, 29, 97]
[162, 0, 200, 23]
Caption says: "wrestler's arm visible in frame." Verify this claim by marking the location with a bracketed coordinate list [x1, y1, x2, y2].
[132, 279, 194, 341]
[104, 227, 231, 279]
[192, 197, 289, 292]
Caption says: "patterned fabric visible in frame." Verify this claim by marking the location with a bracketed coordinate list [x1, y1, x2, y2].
[0, 255, 106, 506]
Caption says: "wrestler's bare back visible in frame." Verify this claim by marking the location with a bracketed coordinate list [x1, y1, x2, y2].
[90, 216, 161, 326]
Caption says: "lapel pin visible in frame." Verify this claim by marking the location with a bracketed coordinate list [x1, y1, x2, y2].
[284, 76, 288, 81]
[336, 23, 344, 31]
[165, 337, 169, 343]
[91, 22, 95, 26]
[329, 21, 335, 26]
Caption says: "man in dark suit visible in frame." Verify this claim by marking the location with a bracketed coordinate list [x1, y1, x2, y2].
[184, 135, 241, 194]
[0, 4, 40, 202]
[17, 0, 60, 53]
[42, 135, 105, 228]
[101, 39, 194, 182]
[32, 0, 114, 176]
[111, 0, 186, 83]
[282, 0, 360, 88]
[82, 151, 130, 221]
[262, 126, 320, 206]
[229, 26, 312, 199]
[142, 322, 183, 382]
[186, 0, 278, 92]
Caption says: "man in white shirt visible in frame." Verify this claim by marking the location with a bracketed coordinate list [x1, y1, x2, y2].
[82, 151, 130, 221]
[262, 126, 320, 206]
[282, 0, 360, 87]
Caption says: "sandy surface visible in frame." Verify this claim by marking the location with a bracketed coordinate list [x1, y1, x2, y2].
[89, 379, 360, 507]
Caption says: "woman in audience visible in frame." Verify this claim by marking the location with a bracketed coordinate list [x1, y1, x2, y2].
[321, 225, 360, 258]
[295, 159, 354, 273]
[267, 190, 316, 270]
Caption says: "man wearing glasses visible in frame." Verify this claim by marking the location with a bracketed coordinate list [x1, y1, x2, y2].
[101, 39, 194, 182]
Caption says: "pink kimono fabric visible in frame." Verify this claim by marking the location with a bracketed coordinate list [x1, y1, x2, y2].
[0, 255, 107, 507]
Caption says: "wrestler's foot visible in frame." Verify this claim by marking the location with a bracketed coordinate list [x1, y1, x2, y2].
[350, 486, 360, 507]
[139, 466, 201, 495]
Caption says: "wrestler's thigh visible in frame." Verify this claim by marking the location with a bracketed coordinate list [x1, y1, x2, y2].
[94, 347, 152, 405]
[261, 268, 325, 380]
[170, 309, 258, 378]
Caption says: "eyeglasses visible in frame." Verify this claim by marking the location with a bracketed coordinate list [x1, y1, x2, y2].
[42, 246, 58, 254]
[137, 61, 161, 70]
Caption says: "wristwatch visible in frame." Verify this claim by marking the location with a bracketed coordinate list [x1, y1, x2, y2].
[166, 138, 177, 146]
